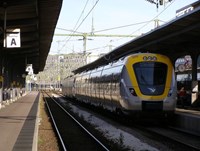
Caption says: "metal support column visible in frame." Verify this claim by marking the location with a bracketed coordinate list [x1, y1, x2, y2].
[0, 3, 7, 109]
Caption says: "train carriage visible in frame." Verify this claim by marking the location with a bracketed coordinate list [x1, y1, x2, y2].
[62, 53, 177, 117]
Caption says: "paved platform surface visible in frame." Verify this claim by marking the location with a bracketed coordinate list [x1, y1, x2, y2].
[0, 91, 39, 151]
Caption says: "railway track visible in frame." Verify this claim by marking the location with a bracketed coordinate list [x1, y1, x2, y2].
[140, 126, 200, 151]
[49, 91, 200, 150]
[42, 91, 110, 151]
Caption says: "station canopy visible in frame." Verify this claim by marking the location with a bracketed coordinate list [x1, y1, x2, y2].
[0, 0, 62, 74]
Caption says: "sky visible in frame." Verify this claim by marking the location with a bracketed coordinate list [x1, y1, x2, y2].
[49, 0, 197, 55]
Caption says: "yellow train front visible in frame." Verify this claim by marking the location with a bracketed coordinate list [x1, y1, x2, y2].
[62, 53, 177, 118]
[120, 53, 177, 117]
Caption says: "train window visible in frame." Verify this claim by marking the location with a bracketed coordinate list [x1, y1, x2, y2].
[133, 62, 167, 95]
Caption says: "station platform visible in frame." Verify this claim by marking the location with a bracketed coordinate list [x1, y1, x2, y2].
[0, 91, 39, 151]
[174, 108, 200, 135]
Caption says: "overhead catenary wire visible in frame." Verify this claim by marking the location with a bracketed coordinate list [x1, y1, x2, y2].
[112, 0, 175, 43]
[58, 0, 175, 54]
[58, 0, 90, 53]
[56, 20, 155, 34]
[130, 0, 176, 36]
[86, 45, 109, 52]
[71, 0, 90, 33]
[93, 20, 154, 33]
[59, 0, 100, 53]
[74, 0, 100, 33]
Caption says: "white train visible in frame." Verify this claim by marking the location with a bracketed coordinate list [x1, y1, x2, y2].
[62, 53, 177, 117]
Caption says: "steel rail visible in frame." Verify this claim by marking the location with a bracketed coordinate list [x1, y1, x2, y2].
[138, 125, 200, 150]
[43, 92, 67, 151]
[45, 91, 110, 151]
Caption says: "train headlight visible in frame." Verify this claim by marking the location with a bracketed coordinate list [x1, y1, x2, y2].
[152, 56, 157, 61]
[129, 88, 137, 96]
[143, 56, 157, 61]
[143, 56, 148, 61]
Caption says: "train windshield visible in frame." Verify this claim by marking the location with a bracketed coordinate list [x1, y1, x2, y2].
[133, 62, 167, 95]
